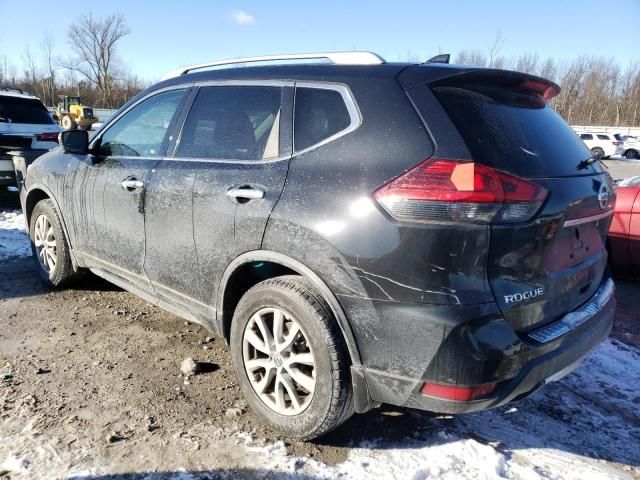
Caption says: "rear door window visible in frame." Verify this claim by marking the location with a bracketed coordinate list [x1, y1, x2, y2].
[175, 86, 282, 160]
[294, 87, 352, 151]
[597, 134, 610, 140]
[433, 85, 593, 178]
[0, 96, 55, 125]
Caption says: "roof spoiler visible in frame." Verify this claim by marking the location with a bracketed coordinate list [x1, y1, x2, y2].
[431, 70, 561, 100]
[399, 67, 561, 100]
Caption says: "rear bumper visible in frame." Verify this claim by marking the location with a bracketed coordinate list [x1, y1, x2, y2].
[360, 277, 614, 414]
[0, 148, 48, 188]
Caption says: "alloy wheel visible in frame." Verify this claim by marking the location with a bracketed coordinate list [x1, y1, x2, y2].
[34, 214, 57, 273]
[242, 307, 316, 415]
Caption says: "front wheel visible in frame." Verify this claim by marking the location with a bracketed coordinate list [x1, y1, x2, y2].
[591, 147, 605, 160]
[29, 199, 81, 287]
[61, 115, 76, 130]
[230, 275, 353, 440]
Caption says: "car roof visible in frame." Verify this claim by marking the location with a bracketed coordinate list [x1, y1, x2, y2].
[0, 89, 43, 101]
[159, 62, 410, 87]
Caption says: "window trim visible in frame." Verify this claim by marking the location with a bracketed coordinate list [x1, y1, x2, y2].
[292, 81, 362, 155]
[168, 80, 294, 164]
[89, 85, 191, 159]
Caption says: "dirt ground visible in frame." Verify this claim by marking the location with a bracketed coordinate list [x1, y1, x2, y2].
[1, 182, 639, 479]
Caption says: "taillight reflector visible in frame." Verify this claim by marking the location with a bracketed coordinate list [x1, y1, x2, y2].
[36, 132, 60, 143]
[373, 158, 548, 224]
[421, 382, 496, 401]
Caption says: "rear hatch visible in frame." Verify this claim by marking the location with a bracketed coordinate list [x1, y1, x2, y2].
[0, 94, 59, 151]
[425, 70, 614, 334]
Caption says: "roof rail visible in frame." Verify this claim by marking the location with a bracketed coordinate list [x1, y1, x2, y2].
[163, 51, 385, 79]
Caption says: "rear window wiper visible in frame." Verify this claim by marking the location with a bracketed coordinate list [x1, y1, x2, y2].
[578, 156, 602, 170]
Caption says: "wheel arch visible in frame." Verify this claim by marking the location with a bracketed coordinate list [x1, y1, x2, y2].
[25, 184, 80, 269]
[217, 250, 363, 368]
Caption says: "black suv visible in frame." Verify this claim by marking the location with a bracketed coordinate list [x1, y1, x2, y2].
[20, 52, 615, 440]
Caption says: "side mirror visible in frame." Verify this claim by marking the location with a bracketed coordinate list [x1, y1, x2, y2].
[60, 130, 89, 154]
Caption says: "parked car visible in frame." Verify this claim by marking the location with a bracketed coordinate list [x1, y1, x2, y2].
[0, 87, 60, 187]
[620, 135, 640, 159]
[608, 176, 640, 266]
[578, 131, 624, 159]
[19, 52, 616, 440]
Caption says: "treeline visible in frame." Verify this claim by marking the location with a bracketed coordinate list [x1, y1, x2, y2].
[0, 14, 147, 109]
[1, 14, 639, 126]
[454, 50, 640, 127]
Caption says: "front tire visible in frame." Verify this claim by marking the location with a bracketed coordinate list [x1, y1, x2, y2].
[61, 115, 76, 130]
[230, 275, 353, 440]
[29, 199, 79, 287]
[591, 147, 605, 160]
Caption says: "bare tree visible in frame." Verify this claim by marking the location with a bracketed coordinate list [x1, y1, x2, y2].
[64, 13, 131, 107]
[41, 32, 57, 106]
[487, 30, 505, 68]
[454, 49, 487, 67]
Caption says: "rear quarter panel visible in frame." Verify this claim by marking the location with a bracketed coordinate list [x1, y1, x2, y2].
[263, 76, 495, 371]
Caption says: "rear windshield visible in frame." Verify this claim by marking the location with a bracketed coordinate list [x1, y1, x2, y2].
[0, 96, 55, 125]
[433, 85, 593, 178]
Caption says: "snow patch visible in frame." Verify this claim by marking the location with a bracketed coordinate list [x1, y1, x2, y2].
[0, 210, 30, 261]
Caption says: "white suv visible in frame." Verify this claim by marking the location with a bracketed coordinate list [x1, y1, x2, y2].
[578, 131, 624, 160]
[0, 88, 61, 186]
[621, 135, 639, 159]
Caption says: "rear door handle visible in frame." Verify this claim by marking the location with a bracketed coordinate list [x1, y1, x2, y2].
[226, 186, 265, 201]
[121, 177, 144, 191]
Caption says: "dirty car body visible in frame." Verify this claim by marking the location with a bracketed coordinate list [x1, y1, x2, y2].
[20, 54, 616, 436]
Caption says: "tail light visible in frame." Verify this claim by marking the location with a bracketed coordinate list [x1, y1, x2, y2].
[36, 132, 60, 143]
[612, 141, 622, 146]
[421, 382, 497, 401]
[374, 158, 548, 224]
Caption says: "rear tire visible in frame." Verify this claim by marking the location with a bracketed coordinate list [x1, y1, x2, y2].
[29, 199, 81, 287]
[230, 275, 353, 440]
[625, 149, 639, 159]
[591, 147, 605, 160]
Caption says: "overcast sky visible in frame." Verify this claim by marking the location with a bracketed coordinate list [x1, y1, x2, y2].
[0, 0, 638, 82]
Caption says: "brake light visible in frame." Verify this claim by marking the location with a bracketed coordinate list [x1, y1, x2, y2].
[421, 382, 496, 401]
[36, 132, 60, 143]
[520, 79, 560, 100]
[612, 141, 622, 146]
[374, 158, 548, 224]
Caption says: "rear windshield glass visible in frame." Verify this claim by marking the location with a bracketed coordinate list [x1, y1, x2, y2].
[0, 96, 55, 125]
[433, 85, 593, 177]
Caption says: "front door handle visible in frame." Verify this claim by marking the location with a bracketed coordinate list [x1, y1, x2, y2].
[121, 178, 144, 192]
[226, 186, 265, 201]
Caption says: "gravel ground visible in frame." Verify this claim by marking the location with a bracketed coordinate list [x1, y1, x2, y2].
[1, 182, 639, 479]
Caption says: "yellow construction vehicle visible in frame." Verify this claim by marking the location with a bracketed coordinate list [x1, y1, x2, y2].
[55, 96, 98, 130]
